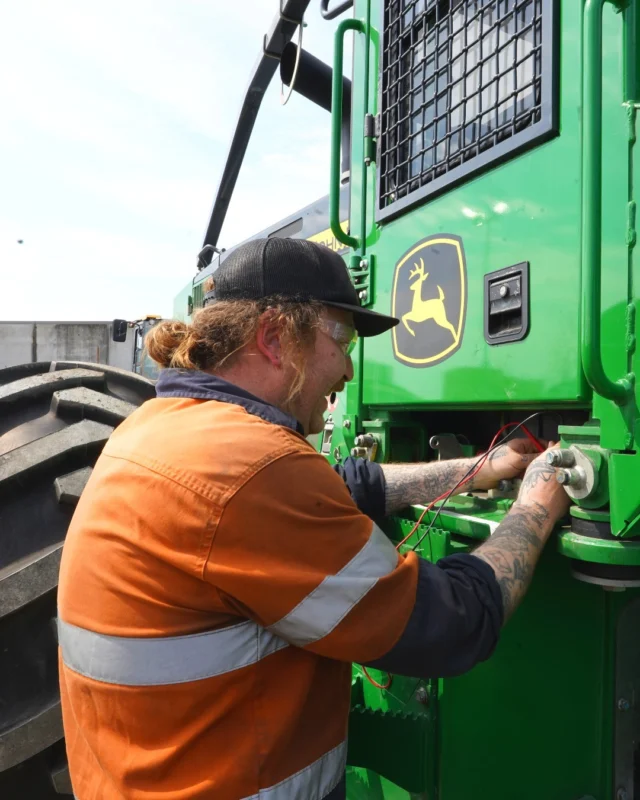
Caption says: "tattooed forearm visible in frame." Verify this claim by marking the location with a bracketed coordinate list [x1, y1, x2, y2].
[474, 500, 552, 622]
[381, 459, 477, 514]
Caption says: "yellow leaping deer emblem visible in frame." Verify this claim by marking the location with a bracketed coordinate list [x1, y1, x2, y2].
[402, 258, 458, 342]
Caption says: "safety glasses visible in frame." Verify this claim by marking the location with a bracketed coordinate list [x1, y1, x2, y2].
[319, 320, 358, 357]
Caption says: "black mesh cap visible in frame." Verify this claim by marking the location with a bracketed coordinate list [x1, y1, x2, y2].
[207, 238, 398, 336]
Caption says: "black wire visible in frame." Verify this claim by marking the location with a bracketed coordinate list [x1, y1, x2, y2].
[410, 411, 551, 554]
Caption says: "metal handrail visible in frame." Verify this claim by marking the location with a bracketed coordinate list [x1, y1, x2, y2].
[330, 18, 364, 249]
[320, 0, 353, 21]
[581, 0, 633, 404]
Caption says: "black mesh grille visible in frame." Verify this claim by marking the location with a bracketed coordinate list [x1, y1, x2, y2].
[193, 281, 204, 311]
[379, 0, 545, 210]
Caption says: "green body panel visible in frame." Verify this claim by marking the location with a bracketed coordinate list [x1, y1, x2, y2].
[358, 0, 626, 409]
[172, 281, 192, 323]
[340, 499, 640, 799]
[336, 0, 640, 796]
[338, 504, 640, 799]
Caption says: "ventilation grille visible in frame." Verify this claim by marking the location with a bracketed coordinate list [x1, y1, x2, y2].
[379, 0, 546, 213]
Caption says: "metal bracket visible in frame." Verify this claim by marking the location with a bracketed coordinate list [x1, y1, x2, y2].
[349, 253, 373, 307]
[262, 37, 281, 60]
[279, 0, 304, 25]
[320, 0, 354, 20]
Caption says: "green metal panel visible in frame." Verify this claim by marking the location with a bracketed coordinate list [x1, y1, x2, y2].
[172, 280, 193, 323]
[357, 0, 585, 407]
[342, 500, 640, 799]
[339, 0, 640, 797]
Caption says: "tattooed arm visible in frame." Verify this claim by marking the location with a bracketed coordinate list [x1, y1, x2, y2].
[381, 459, 478, 515]
[381, 437, 538, 515]
[473, 451, 570, 621]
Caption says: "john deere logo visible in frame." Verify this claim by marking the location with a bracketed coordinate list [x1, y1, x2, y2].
[392, 235, 467, 367]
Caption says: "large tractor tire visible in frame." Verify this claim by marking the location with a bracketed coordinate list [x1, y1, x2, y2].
[0, 362, 155, 798]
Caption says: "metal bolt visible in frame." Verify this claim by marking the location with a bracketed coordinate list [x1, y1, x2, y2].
[498, 479, 514, 492]
[618, 697, 631, 712]
[343, 419, 351, 429]
[415, 686, 429, 705]
[359, 259, 369, 269]
[364, 156, 372, 167]
[333, 447, 342, 463]
[499, 285, 509, 298]
[556, 467, 586, 487]
[547, 449, 576, 468]
[354, 434, 376, 448]
[358, 289, 368, 303]
[616, 788, 628, 800]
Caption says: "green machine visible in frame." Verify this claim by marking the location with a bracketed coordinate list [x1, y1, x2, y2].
[177, 0, 640, 797]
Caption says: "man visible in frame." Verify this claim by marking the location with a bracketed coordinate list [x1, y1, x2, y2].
[58, 238, 568, 800]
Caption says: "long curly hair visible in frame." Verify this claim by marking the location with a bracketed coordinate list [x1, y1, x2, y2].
[145, 297, 323, 402]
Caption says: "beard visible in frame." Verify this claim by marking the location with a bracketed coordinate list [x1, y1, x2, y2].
[307, 397, 329, 436]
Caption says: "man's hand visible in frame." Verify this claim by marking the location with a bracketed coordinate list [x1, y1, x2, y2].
[515, 442, 571, 522]
[474, 444, 570, 621]
[474, 437, 542, 489]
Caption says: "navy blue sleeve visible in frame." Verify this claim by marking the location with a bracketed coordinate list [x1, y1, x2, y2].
[365, 554, 504, 678]
[332, 457, 386, 521]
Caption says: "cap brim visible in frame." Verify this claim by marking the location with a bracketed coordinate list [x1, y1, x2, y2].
[323, 302, 399, 337]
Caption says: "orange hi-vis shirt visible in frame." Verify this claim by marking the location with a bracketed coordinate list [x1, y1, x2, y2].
[58, 369, 503, 800]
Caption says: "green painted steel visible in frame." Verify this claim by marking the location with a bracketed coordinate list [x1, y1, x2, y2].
[172, 281, 192, 323]
[331, 18, 364, 250]
[335, 0, 640, 796]
[582, 0, 634, 405]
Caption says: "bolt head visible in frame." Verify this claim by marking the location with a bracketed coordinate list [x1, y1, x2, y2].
[616, 789, 628, 800]
[546, 450, 561, 466]
[415, 686, 429, 705]
[358, 290, 368, 303]
[557, 469, 572, 485]
[618, 698, 631, 712]
[343, 419, 351, 429]
[499, 285, 509, 298]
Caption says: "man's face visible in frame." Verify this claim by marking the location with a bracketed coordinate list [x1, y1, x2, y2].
[295, 307, 355, 436]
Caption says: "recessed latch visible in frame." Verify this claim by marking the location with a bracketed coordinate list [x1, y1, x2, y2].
[484, 262, 530, 345]
[321, 416, 334, 455]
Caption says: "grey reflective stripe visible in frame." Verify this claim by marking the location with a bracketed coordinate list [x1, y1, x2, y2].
[58, 618, 288, 686]
[269, 523, 397, 647]
[242, 740, 347, 800]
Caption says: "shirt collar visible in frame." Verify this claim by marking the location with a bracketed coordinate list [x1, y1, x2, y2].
[155, 368, 305, 435]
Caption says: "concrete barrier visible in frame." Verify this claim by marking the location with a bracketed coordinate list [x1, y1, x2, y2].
[0, 322, 135, 371]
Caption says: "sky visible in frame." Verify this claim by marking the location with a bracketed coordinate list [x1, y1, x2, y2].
[0, 1, 347, 320]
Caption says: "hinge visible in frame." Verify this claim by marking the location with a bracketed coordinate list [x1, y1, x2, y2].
[349, 253, 374, 306]
[625, 102, 638, 144]
[628, 201, 637, 249]
[364, 113, 378, 166]
[364, 113, 375, 137]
